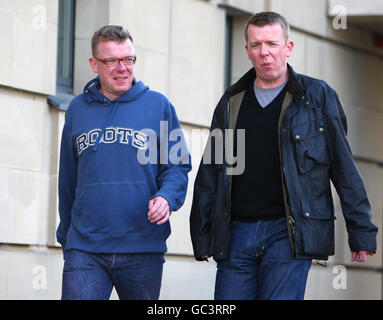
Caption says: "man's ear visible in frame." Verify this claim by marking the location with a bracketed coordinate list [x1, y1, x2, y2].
[245, 43, 251, 61]
[286, 40, 294, 58]
[89, 57, 98, 73]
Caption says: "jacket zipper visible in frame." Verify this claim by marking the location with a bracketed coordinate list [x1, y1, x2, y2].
[226, 99, 232, 218]
[278, 93, 296, 255]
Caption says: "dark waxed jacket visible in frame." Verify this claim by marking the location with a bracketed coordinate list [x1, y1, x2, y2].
[190, 64, 378, 261]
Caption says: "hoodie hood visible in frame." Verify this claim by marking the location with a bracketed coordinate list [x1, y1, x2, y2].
[82, 76, 149, 151]
[83, 76, 149, 104]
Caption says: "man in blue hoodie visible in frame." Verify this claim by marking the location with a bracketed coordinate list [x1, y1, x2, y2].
[57, 25, 191, 300]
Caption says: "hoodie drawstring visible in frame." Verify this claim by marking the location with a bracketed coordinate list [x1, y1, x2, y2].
[92, 101, 119, 152]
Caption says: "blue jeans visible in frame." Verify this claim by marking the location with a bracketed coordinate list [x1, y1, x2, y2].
[215, 218, 311, 300]
[61, 249, 164, 300]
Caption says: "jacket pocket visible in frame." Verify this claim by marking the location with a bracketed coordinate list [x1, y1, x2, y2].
[291, 120, 330, 175]
[74, 181, 151, 235]
[298, 199, 335, 257]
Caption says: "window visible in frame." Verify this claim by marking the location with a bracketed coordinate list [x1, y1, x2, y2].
[56, 0, 75, 93]
[48, 0, 75, 110]
[225, 15, 233, 89]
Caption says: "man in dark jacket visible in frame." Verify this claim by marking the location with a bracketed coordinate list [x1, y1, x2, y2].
[190, 12, 378, 300]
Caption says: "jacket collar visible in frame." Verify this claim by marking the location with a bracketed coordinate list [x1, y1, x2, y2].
[226, 64, 305, 99]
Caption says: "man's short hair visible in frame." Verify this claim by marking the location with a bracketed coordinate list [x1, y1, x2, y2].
[245, 12, 290, 42]
[91, 25, 133, 56]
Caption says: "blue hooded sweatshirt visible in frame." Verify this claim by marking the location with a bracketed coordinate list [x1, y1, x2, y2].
[56, 77, 191, 254]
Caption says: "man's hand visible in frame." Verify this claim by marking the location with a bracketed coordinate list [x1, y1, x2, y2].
[148, 196, 170, 225]
[351, 250, 374, 262]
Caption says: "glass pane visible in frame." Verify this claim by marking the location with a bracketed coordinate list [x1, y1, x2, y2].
[57, 0, 74, 88]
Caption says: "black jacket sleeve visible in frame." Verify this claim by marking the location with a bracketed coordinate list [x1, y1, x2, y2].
[324, 87, 378, 253]
[190, 100, 225, 260]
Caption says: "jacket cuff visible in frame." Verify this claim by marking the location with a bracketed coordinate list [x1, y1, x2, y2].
[193, 234, 212, 260]
[348, 231, 377, 253]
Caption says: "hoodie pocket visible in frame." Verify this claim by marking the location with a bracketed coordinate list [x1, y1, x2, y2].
[75, 181, 151, 235]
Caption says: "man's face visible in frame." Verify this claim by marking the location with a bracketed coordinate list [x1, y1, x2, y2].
[89, 39, 135, 100]
[245, 23, 293, 88]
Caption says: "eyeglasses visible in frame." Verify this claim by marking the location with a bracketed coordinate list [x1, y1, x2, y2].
[94, 56, 137, 67]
